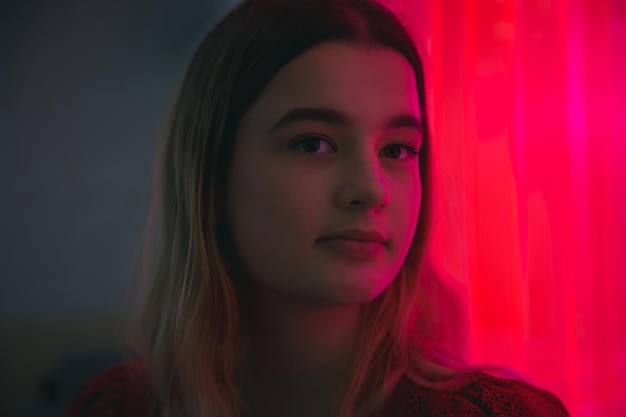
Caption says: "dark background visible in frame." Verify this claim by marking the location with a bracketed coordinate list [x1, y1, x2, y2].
[0, 0, 240, 415]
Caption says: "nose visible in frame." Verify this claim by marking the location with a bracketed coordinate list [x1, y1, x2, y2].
[336, 154, 390, 210]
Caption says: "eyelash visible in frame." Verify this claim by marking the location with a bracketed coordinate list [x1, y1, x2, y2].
[292, 133, 420, 158]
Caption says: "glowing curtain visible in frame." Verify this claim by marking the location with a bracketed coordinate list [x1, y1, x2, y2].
[400, 0, 626, 415]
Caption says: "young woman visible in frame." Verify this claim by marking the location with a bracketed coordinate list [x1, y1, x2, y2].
[67, 0, 570, 416]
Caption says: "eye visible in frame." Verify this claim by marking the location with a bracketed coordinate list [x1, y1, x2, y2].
[293, 133, 419, 160]
[292, 133, 335, 154]
[380, 141, 420, 160]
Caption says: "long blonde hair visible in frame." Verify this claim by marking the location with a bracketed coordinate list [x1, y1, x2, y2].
[132, 0, 524, 416]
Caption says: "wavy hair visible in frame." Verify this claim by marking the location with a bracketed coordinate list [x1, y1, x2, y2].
[132, 0, 524, 416]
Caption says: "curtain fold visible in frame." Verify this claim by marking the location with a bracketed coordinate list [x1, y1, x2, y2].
[401, 0, 626, 415]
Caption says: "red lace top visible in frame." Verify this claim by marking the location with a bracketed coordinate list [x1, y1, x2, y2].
[66, 361, 570, 417]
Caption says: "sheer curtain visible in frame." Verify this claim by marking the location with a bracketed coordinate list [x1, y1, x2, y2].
[400, 0, 625, 416]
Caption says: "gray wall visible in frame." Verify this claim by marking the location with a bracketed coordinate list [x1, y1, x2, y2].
[0, 0, 240, 415]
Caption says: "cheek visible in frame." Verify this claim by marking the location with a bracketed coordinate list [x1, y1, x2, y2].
[227, 157, 325, 277]
[391, 173, 422, 250]
[411, 185, 422, 221]
[229, 166, 283, 247]
[411, 167, 423, 213]
[391, 165, 421, 208]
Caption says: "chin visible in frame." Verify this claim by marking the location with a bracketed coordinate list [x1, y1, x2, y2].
[325, 277, 392, 306]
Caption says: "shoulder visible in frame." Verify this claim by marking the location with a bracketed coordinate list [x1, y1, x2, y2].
[66, 360, 157, 417]
[385, 371, 570, 417]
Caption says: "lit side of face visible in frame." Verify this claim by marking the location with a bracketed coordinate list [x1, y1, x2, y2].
[227, 41, 422, 307]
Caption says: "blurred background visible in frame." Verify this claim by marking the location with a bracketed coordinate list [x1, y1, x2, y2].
[1, 0, 624, 416]
[421, 1, 625, 416]
[0, 0, 239, 415]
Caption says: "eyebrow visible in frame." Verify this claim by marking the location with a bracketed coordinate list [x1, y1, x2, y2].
[267, 106, 423, 134]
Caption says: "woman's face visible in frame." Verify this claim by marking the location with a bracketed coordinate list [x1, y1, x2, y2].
[227, 41, 422, 307]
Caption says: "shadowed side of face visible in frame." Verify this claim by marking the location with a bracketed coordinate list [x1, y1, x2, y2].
[227, 41, 423, 307]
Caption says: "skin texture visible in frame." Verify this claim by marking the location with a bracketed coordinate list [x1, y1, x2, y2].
[227, 41, 423, 417]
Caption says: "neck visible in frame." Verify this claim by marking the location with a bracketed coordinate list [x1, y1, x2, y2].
[238, 284, 361, 417]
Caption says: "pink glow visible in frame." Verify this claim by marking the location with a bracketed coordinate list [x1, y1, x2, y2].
[399, 0, 626, 414]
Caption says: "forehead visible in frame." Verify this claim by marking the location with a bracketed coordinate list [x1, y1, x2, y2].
[238, 41, 421, 135]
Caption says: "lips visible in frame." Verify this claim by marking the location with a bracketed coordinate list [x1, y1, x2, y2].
[318, 228, 387, 260]
[319, 239, 385, 260]
[320, 229, 387, 243]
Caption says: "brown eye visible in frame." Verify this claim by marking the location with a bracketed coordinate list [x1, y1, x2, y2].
[293, 134, 334, 153]
[380, 142, 419, 160]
